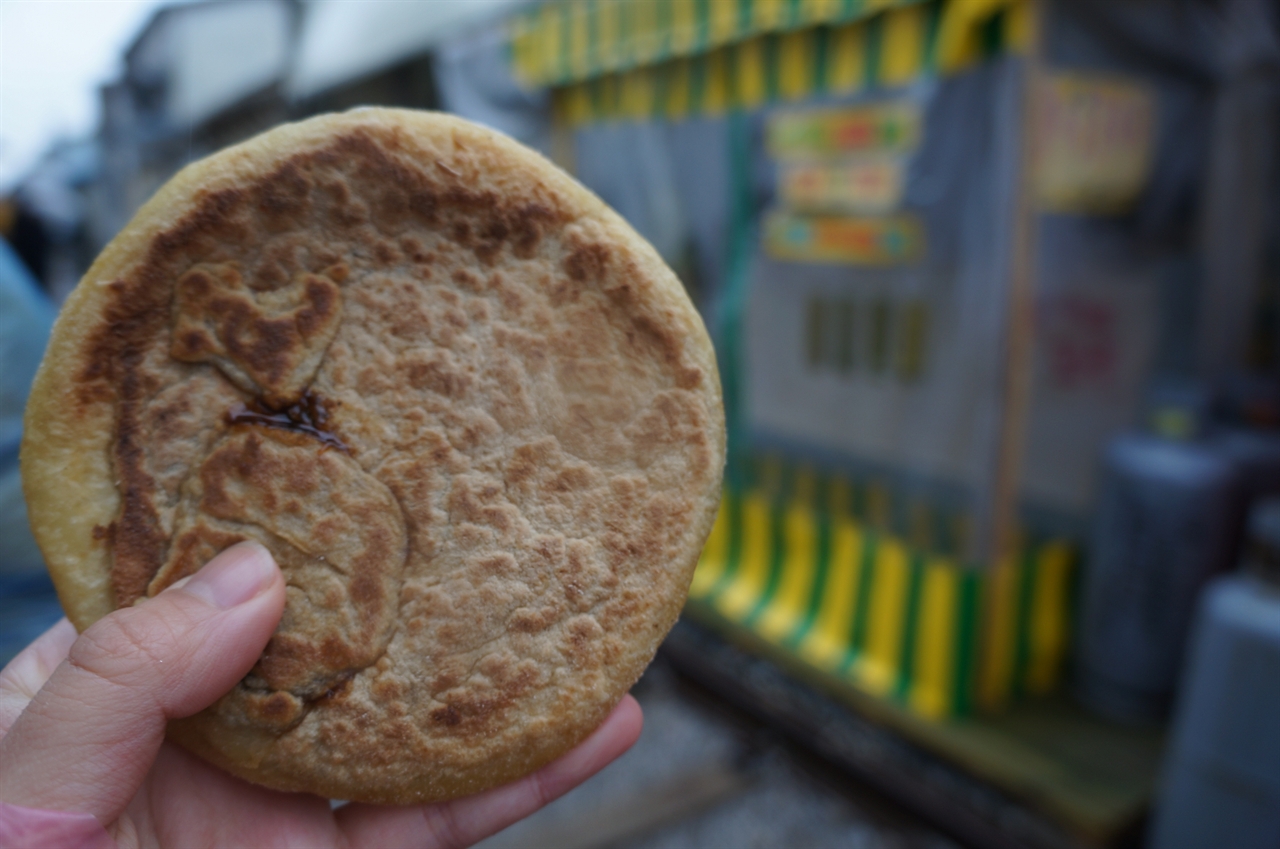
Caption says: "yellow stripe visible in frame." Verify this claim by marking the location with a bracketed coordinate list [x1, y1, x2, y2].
[852, 535, 908, 697]
[631, 0, 661, 66]
[752, 0, 787, 33]
[757, 498, 818, 643]
[551, 88, 570, 133]
[703, 47, 730, 113]
[978, 554, 1020, 710]
[734, 37, 769, 113]
[665, 57, 693, 119]
[778, 29, 812, 101]
[671, 0, 698, 54]
[710, 0, 739, 46]
[1026, 542, 1073, 694]
[909, 559, 958, 718]
[716, 492, 772, 620]
[1005, 0, 1033, 54]
[798, 514, 862, 670]
[880, 3, 926, 86]
[690, 494, 731, 598]
[598, 0, 621, 71]
[509, 15, 536, 83]
[937, 0, 1009, 72]
[539, 3, 563, 82]
[596, 73, 619, 121]
[569, 1, 591, 79]
[620, 66, 655, 120]
[802, 0, 843, 25]
[565, 82, 593, 125]
[827, 22, 867, 93]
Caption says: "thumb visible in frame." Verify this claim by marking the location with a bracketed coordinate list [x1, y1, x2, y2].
[0, 542, 284, 824]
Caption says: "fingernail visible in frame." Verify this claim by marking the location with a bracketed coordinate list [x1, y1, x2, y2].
[180, 542, 277, 609]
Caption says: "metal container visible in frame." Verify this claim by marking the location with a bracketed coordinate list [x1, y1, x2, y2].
[1074, 434, 1241, 721]
[1151, 499, 1280, 849]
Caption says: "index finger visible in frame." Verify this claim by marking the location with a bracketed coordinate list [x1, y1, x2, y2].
[0, 618, 78, 737]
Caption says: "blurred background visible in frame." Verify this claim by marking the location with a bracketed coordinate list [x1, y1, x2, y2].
[2, 1, 1278, 847]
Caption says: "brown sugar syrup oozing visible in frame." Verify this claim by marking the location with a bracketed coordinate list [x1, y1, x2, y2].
[227, 389, 350, 453]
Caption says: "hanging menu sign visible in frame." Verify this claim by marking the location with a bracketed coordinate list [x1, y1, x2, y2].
[778, 157, 905, 214]
[1036, 74, 1156, 214]
[764, 211, 923, 265]
[768, 102, 923, 158]
[766, 99, 924, 264]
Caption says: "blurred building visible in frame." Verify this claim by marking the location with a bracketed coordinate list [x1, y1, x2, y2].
[83, 0, 530, 260]
[92, 0, 299, 249]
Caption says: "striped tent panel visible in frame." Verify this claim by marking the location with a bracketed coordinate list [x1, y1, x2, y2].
[511, 0, 1028, 87]
[513, 0, 1029, 126]
[510, 0, 925, 87]
[688, 468, 1076, 718]
[550, 0, 1026, 124]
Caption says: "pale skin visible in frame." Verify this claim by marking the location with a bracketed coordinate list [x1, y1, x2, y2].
[0, 542, 643, 848]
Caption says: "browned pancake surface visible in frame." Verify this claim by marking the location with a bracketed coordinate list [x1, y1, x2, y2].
[22, 110, 724, 803]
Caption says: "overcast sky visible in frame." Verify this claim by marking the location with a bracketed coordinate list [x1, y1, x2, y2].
[0, 0, 187, 190]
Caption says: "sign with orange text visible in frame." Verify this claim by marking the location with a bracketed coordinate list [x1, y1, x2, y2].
[765, 211, 923, 265]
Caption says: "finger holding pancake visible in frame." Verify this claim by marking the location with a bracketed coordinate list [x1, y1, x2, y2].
[21, 110, 725, 803]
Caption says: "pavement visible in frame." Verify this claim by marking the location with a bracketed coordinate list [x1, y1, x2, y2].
[478, 656, 956, 849]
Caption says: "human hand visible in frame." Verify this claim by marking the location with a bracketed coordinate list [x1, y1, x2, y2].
[0, 543, 642, 848]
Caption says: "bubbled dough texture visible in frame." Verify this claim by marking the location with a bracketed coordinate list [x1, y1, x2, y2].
[21, 111, 724, 804]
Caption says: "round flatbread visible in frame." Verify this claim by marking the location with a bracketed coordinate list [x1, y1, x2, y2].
[21, 109, 724, 804]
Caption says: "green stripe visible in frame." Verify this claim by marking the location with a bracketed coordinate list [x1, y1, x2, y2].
[785, 0, 803, 29]
[840, 0, 863, 24]
[718, 111, 755, 485]
[921, 0, 943, 73]
[744, 461, 795, 623]
[863, 12, 882, 87]
[689, 51, 707, 113]
[813, 25, 831, 95]
[653, 63, 669, 120]
[763, 32, 781, 104]
[587, 1, 599, 77]
[559, 4, 573, 83]
[588, 75, 602, 119]
[694, 0, 711, 50]
[657, 0, 673, 65]
[951, 568, 980, 715]
[705, 489, 744, 601]
[619, 1, 633, 69]
[894, 553, 926, 701]
[737, 0, 753, 37]
[1011, 540, 1040, 698]
[980, 8, 1005, 58]
[934, 503, 953, 559]
[610, 73, 623, 118]
[787, 478, 834, 648]
[841, 529, 879, 670]
[745, 495, 788, 626]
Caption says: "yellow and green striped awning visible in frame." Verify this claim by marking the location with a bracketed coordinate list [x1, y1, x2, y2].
[511, 0, 1030, 123]
[689, 459, 1075, 718]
